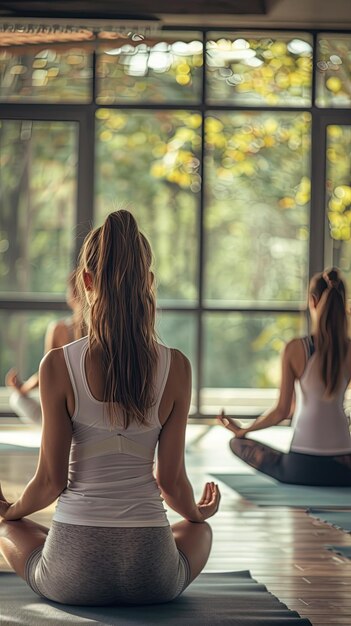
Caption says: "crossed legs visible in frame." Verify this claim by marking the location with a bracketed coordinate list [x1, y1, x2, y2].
[0, 516, 212, 593]
[0, 517, 49, 580]
[230, 436, 351, 486]
[171, 520, 212, 584]
[230, 437, 283, 479]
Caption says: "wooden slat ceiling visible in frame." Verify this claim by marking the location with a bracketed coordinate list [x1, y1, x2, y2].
[0, 0, 268, 18]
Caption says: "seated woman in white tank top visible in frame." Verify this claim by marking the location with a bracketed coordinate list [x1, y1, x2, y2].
[218, 268, 351, 486]
[0, 210, 220, 606]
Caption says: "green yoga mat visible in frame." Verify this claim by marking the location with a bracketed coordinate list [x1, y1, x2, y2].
[211, 473, 351, 507]
[0, 570, 311, 625]
[308, 509, 351, 531]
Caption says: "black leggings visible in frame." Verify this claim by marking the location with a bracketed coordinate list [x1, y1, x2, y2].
[230, 437, 351, 486]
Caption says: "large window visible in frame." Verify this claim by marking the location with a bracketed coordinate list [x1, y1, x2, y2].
[204, 111, 311, 306]
[1, 28, 350, 416]
[0, 120, 78, 294]
[95, 109, 200, 305]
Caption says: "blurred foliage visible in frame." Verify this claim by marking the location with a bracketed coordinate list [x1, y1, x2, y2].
[156, 311, 197, 390]
[0, 47, 92, 102]
[204, 112, 311, 303]
[97, 37, 203, 104]
[95, 109, 200, 304]
[204, 313, 306, 388]
[206, 33, 312, 106]
[0, 120, 77, 293]
[316, 36, 351, 107]
[326, 125, 351, 294]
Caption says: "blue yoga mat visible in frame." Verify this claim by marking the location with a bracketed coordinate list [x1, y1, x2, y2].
[327, 545, 351, 559]
[0, 443, 38, 453]
[211, 473, 351, 507]
[308, 509, 351, 532]
[0, 570, 311, 625]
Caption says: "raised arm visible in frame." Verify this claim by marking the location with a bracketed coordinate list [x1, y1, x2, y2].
[156, 350, 220, 522]
[219, 339, 300, 438]
[3, 349, 73, 520]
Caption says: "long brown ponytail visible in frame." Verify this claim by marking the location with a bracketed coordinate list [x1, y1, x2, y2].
[78, 211, 158, 427]
[309, 267, 349, 397]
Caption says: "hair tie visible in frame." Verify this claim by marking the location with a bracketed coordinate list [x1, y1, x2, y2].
[323, 272, 331, 287]
[323, 271, 339, 290]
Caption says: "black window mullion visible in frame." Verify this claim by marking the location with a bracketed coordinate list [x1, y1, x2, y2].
[75, 108, 95, 262]
[194, 31, 207, 416]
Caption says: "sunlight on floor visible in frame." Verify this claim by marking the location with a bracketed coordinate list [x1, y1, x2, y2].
[0, 426, 42, 447]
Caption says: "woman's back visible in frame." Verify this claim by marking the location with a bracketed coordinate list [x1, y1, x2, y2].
[291, 336, 351, 455]
[54, 336, 171, 527]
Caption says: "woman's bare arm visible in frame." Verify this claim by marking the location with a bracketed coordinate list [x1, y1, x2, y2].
[157, 350, 219, 522]
[219, 340, 299, 438]
[3, 349, 72, 520]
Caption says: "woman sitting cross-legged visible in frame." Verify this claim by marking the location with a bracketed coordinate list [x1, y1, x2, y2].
[218, 268, 351, 487]
[0, 210, 220, 606]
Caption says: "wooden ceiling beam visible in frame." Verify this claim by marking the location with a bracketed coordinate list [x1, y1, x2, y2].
[0, 0, 268, 18]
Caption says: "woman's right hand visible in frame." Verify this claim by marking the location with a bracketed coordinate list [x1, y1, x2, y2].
[217, 410, 247, 438]
[197, 482, 221, 520]
[5, 368, 23, 393]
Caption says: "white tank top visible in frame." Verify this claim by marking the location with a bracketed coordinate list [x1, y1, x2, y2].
[53, 337, 171, 527]
[290, 336, 351, 456]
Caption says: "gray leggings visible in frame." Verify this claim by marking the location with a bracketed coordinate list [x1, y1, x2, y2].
[25, 521, 191, 606]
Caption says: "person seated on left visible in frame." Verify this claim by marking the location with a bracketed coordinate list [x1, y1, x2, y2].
[5, 270, 86, 426]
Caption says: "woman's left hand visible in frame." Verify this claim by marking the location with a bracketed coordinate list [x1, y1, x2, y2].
[217, 410, 247, 438]
[0, 484, 11, 519]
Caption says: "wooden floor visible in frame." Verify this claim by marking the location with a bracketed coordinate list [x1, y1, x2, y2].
[1, 423, 351, 626]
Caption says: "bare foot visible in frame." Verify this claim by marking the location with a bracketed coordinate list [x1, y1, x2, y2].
[5, 368, 23, 392]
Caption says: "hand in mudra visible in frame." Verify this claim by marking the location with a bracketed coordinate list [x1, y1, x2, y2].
[197, 482, 220, 520]
[217, 410, 247, 438]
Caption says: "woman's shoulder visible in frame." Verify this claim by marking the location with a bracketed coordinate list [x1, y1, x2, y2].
[39, 346, 68, 384]
[284, 336, 307, 356]
[169, 348, 191, 371]
[157, 346, 191, 385]
[283, 337, 311, 379]
[156, 342, 190, 369]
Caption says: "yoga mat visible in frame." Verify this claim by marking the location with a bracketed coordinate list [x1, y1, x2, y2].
[0, 443, 38, 453]
[212, 473, 351, 507]
[327, 545, 351, 559]
[0, 570, 311, 625]
[308, 509, 351, 532]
